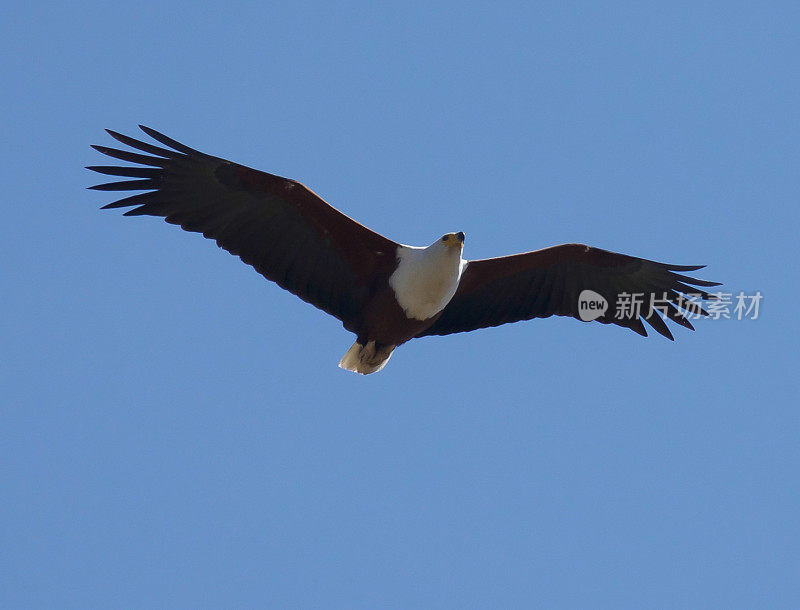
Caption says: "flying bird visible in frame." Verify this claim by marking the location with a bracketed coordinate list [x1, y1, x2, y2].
[88, 126, 719, 374]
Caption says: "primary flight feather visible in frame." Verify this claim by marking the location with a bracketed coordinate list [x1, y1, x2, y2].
[88, 126, 719, 374]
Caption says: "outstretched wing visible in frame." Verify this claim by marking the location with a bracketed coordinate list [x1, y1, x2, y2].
[88, 126, 399, 331]
[417, 244, 720, 340]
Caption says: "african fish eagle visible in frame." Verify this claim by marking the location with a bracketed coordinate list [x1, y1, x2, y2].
[88, 126, 719, 374]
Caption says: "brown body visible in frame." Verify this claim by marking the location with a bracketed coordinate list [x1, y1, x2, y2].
[357, 276, 442, 346]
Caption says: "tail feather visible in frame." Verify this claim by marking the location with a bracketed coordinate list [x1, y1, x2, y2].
[338, 340, 395, 375]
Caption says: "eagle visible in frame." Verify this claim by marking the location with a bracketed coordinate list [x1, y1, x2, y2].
[88, 126, 719, 374]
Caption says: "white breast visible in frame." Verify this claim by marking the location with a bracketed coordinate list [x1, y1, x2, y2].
[389, 243, 465, 321]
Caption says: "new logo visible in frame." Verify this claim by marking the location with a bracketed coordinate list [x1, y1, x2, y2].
[578, 290, 608, 321]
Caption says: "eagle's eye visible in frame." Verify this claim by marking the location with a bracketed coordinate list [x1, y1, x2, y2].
[442, 235, 448, 242]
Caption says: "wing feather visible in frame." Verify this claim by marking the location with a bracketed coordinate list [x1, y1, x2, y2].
[418, 243, 719, 339]
[88, 126, 398, 330]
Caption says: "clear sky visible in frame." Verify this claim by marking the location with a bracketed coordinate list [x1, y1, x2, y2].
[2, 2, 798, 607]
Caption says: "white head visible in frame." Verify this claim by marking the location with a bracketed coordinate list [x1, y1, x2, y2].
[430, 231, 466, 253]
[390, 231, 467, 320]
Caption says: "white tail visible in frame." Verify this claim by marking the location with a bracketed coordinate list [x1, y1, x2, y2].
[338, 340, 395, 375]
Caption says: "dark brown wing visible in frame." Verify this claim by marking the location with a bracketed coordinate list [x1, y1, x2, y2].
[88, 126, 398, 332]
[417, 243, 720, 340]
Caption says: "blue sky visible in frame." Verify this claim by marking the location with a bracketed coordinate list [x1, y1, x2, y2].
[2, 2, 798, 607]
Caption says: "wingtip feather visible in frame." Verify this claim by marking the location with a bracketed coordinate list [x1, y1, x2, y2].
[138, 124, 198, 154]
